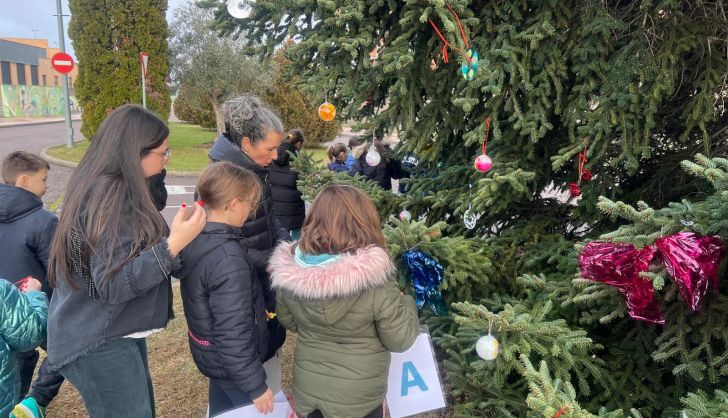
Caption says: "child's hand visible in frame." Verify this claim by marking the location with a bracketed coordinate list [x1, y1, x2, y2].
[167, 202, 207, 257]
[21, 278, 42, 293]
[253, 388, 274, 414]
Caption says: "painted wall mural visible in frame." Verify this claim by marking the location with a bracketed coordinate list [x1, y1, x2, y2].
[1, 84, 80, 118]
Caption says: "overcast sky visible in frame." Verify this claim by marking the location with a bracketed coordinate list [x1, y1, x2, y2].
[0, 0, 190, 59]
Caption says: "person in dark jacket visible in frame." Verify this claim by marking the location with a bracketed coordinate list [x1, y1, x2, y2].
[207, 94, 288, 357]
[178, 162, 274, 417]
[327, 143, 349, 173]
[349, 139, 395, 190]
[270, 129, 306, 239]
[46, 105, 207, 417]
[0, 151, 64, 417]
[147, 168, 168, 211]
[345, 137, 361, 170]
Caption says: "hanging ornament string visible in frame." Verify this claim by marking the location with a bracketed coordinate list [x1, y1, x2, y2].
[577, 146, 588, 186]
[482, 117, 491, 155]
[428, 5, 471, 64]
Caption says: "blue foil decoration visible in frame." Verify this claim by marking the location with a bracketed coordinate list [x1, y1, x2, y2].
[403, 249, 448, 316]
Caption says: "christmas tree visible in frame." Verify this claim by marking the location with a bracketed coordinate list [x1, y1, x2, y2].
[208, 0, 728, 416]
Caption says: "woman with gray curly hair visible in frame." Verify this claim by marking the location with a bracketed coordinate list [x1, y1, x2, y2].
[207, 94, 288, 376]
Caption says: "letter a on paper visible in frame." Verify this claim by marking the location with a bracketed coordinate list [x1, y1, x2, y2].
[401, 361, 429, 396]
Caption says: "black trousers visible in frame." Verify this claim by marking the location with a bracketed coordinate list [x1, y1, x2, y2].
[208, 380, 253, 417]
[15, 344, 65, 407]
[306, 404, 385, 418]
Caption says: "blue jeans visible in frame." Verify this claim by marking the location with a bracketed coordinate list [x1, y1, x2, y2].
[60, 338, 155, 418]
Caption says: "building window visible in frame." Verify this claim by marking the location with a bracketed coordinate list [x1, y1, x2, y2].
[54, 75, 58, 86]
[42, 75, 47, 86]
[16, 63, 26, 85]
[0, 61, 10, 84]
[30, 65, 39, 86]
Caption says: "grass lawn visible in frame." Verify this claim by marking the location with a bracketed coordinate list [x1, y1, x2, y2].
[46, 123, 331, 172]
[44, 286, 449, 417]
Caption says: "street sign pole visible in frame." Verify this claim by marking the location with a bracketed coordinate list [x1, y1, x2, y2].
[56, 0, 74, 148]
[140, 53, 148, 109]
[141, 65, 147, 109]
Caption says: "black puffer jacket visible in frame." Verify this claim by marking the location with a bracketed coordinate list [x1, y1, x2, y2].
[0, 184, 57, 296]
[208, 135, 288, 354]
[269, 143, 305, 231]
[177, 222, 270, 398]
[349, 143, 393, 191]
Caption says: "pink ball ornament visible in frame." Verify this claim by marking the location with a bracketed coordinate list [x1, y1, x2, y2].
[474, 154, 493, 173]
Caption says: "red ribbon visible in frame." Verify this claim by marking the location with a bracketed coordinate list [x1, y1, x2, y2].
[577, 146, 588, 185]
[482, 117, 491, 155]
[554, 406, 567, 418]
[428, 4, 471, 64]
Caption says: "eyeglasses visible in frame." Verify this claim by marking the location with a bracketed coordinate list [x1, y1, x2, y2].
[149, 149, 172, 159]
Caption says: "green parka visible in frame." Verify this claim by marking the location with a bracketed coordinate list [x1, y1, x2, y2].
[269, 242, 419, 418]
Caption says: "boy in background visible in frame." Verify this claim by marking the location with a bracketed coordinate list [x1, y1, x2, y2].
[0, 151, 63, 418]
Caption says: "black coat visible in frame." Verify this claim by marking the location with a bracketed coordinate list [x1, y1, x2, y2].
[349, 143, 394, 191]
[0, 184, 57, 296]
[177, 222, 270, 398]
[269, 143, 305, 231]
[207, 135, 288, 354]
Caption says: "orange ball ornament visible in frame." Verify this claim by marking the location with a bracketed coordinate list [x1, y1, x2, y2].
[318, 102, 336, 121]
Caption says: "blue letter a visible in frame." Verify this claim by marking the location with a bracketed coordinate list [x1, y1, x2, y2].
[401, 361, 428, 396]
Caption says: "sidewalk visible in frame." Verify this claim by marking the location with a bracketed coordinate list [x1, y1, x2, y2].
[0, 113, 82, 129]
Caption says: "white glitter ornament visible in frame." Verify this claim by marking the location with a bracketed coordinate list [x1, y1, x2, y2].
[399, 210, 412, 221]
[476, 334, 499, 360]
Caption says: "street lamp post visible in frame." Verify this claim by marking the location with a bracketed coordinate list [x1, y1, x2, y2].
[55, 0, 74, 148]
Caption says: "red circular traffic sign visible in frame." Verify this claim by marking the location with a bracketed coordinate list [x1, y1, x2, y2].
[51, 52, 75, 74]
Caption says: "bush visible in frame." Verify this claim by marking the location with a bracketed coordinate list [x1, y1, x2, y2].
[173, 85, 215, 130]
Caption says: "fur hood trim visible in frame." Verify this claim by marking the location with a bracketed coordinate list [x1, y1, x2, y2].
[269, 242, 394, 299]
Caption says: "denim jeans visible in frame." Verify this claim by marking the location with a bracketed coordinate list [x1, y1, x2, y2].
[60, 338, 155, 418]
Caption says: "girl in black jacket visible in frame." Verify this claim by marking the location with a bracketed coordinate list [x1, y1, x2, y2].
[269, 129, 306, 239]
[178, 162, 274, 416]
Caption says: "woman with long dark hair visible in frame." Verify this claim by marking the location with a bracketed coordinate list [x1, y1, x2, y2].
[46, 105, 206, 417]
[208, 94, 288, 359]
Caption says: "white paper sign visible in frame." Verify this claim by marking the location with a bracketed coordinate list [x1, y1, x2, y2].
[386, 333, 447, 418]
[209, 351, 285, 418]
[214, 391, 294, 418]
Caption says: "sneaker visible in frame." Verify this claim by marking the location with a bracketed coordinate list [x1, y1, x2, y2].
[11, 397, 46, 418]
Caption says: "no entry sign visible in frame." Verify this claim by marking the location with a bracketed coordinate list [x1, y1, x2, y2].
[51, 52, 74, 74]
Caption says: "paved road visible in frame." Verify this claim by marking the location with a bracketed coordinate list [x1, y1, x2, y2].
[0, 121, 197, 223]
[0, 122, 83, 208]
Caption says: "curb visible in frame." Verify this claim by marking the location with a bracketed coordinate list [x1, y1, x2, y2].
[0, 117, 82, 129]
[41, 145, 203, 177]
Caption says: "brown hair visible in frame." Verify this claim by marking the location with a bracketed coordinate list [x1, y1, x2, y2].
[348, 136, 362, 148]
[287, 129, 305, 146]
[298, 184, 385, 254]
[197, 162, 262, 213]
[327, 143, 348, 162]
[2, 151, 50, 184]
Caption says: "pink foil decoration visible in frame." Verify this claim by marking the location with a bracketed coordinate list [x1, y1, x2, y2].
[579, 242, 665, 324]
[654, 232, 725, 312]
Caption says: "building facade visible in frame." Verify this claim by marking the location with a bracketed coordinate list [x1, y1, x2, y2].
[0, 38, 79, 118]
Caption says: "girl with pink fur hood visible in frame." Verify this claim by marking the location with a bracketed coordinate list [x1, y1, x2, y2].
[269, 185, 419, 418]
